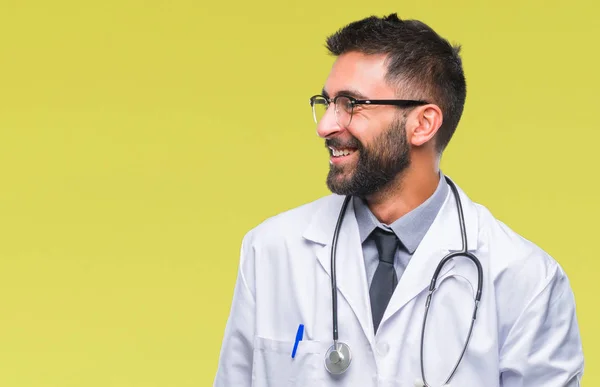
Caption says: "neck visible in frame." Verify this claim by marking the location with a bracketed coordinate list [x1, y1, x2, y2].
[364, 155, 440, 225]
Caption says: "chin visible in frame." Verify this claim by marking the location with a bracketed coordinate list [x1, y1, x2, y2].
[326, 175, 353, 196]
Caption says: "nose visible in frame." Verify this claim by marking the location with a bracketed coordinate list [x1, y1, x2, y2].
[316, 104, 343, 139]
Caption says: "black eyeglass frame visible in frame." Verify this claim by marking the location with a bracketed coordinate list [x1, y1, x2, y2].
[309, 94, 430, 126]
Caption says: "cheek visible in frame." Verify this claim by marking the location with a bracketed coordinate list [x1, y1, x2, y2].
[347, 118, 384, 148]
[349, 109, 397, 144]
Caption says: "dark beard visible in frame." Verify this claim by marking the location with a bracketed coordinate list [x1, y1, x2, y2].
[326, 115, 410, 197]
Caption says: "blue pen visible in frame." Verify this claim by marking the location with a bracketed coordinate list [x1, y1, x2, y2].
[291, 324, 304, 358]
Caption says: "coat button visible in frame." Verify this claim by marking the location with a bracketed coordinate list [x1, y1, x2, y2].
[376, 341, 389, 356]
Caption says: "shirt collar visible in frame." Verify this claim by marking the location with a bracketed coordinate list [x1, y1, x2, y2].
[353, 173, 449, 254]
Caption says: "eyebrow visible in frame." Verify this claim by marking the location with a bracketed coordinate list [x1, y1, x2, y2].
[321, 87, 369, 100]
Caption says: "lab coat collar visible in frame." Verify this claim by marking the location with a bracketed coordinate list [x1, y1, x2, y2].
[302, 177, 479, 339]
[302, 177, 478, 251]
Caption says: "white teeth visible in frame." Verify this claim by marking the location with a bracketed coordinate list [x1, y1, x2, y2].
[331, 148, 354, 157]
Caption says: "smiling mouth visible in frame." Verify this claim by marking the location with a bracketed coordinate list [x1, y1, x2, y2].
[329, 147, 358, 157]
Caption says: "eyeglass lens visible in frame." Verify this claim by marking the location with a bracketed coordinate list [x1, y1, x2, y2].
[311, 96, 353, 128]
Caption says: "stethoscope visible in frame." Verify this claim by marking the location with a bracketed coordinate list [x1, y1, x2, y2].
[324, 177, 483, 387]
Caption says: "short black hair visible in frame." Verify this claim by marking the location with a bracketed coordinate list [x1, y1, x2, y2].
[326, 13, 466, 153]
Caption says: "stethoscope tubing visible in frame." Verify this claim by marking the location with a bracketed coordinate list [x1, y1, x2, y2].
[330, 195, 352, 343]
[328, 177, 484, 384]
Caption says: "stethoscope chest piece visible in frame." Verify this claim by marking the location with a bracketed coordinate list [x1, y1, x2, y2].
[324, 341, 352, 375]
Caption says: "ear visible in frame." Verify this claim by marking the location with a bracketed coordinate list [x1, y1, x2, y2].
[407, 104, 443, 147]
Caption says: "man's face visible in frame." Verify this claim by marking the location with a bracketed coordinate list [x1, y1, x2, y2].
[316, 51, 411, 197]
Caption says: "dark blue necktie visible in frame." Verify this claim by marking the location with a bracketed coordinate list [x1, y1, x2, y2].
[369, 227, 399, 333]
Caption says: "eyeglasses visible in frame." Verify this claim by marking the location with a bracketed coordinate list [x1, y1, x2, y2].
[309, 94, 429, 128]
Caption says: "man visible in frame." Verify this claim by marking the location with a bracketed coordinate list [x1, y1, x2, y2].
[214, 14, 584, 386]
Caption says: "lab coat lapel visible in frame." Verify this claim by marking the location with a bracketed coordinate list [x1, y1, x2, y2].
[381, 180, 480, 325]
[301, 179, 479, 339]
[303, 195, 374, 341]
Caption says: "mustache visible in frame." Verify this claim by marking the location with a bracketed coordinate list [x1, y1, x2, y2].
[325, 137, 362, 150]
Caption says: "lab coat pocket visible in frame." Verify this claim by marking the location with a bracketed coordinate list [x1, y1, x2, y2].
[252, 336, 324, 387]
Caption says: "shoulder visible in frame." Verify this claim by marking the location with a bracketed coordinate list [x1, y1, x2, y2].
[473, 202, 559, 279]
[447, 178, 559, 282]
[470, 201, 574, 325]
[240, 194, 339, 249]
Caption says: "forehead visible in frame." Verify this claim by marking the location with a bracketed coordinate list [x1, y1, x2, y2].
[323, 51, 395, 98]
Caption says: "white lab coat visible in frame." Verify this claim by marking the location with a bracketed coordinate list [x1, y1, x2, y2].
[214, 178, 584, 386]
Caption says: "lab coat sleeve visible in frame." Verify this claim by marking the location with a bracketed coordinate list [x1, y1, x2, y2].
[213, 232, 256, 387]
[499, 261, 584, 386]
